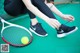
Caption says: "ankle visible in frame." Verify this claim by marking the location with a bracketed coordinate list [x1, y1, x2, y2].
[56, 24, 61, 30]
[59, 24, 69, 31]
[31, 18, 38, 25]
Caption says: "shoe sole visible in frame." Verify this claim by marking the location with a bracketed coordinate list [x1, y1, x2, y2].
[57, 27, 78, 38]
[29, 28, 48, 37]
[65, 27, 78, 35]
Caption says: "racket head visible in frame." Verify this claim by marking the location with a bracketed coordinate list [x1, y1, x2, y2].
[0, 18, 33, 47]
[1, 25, 33, 47]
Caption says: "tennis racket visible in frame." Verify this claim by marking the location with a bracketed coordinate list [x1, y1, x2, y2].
[0, 17, 33, 47]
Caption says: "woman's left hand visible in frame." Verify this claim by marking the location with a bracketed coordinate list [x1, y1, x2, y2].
[61, 14, 75, 21]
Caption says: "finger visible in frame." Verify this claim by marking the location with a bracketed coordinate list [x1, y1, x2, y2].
[69, 15, 75, 21]
[50, 19, 59, 28]
[66, 18, 72, 21]
[51, 21, 58, 28]
[71, 16, 75, 21]
[52, 20, 60, 28]
[66, 16, 73, 21]
[48, 21, 56, 29]
[54, 20, 61, 27]
[52, 19, 61, 26]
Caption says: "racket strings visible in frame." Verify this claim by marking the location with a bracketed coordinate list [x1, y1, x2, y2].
[2, 26, 31, 45]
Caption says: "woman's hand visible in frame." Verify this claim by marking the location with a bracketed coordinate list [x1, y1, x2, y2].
[43, 18, 61, 29]
[61, 14, 75, 21]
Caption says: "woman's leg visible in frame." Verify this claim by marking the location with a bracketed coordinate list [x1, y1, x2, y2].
[31, 0, 61, 29]
[31, 0, 56, 19]
[0, 0, 14, 20]
[1, 0, 23, 20]
[4, 0, 24, 16]
[22, 7, 48, 36]
[4, 0, 11, 5]
[27, 10, 38, 25]
[4, 0, 47, 36]
[31, 0, 78, 38]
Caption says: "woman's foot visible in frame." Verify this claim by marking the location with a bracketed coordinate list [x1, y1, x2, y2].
[30, 18, 48, 37]
[57, 25, 78, 38]
[30, 22, 48, 37]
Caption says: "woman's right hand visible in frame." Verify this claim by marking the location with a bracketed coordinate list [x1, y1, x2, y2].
[61, 14, 75, 21]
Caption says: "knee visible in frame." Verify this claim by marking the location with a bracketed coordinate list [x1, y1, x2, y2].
[4, 6, 20, 16]
[4, 6, 13, 16]
[4, 6, 10, 14]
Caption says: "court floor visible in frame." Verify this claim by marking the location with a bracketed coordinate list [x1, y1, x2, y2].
[0, 3, 80, 53]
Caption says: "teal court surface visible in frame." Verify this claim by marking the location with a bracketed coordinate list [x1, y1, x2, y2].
[0, 1, 80, 53]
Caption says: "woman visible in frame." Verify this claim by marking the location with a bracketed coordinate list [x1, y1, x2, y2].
[2, 0, 78, 38]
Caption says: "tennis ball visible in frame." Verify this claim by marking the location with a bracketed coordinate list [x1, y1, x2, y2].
[21, 37, 29, 45]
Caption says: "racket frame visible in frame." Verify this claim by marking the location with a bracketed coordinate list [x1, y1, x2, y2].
[0, 17, 33, 47]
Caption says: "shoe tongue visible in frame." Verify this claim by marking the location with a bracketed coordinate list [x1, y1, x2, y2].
[59, 24, 69, 31]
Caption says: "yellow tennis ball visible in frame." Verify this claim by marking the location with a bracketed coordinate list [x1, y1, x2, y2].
[21, 37, 29, 45]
